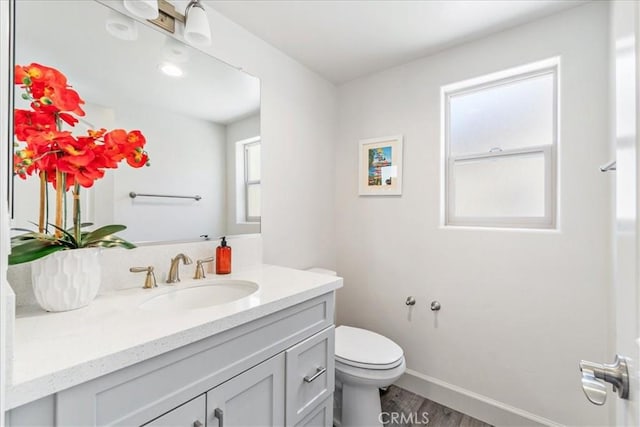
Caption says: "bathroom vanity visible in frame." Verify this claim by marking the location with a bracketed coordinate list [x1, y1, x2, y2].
[5, 265, 341, 426]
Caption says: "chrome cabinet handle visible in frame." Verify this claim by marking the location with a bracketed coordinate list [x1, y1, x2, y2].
[579, 354, 629, 405]
[193, 421, 203, 427]
[303, 367, 326, 383]
[214, 408, 224, 427]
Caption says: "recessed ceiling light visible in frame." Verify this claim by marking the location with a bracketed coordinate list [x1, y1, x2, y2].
[159, 62, 184, 77]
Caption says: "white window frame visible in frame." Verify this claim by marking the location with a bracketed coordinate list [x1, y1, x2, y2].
[443, 60, 559, 229]
[243, 139, 261, 223]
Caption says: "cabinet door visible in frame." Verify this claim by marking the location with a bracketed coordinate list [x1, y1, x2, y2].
[285, 326, 334, 425]
[295, 397, 333, 427]
[142, 395, 205, 427]
[207, 353, 285, 427]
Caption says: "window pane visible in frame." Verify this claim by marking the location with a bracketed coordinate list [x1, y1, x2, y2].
[246, 143, 261, 181]
[449, 72, 554, 155]
[247, 183, 261, 219]
[453, 152, 546, 218]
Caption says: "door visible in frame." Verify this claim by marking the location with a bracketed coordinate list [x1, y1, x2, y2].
[582, 1, 640, 424]
[207, 353, 285, 427]
[613, 1, 640, 424]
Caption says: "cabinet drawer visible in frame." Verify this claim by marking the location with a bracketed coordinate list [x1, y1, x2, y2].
[285, 326, 334, 426]
[142, 395, 205, 427]
[295, 396, 333, 427]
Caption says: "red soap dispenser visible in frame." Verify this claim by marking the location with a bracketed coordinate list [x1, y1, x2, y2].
[216, 236, 232, 275]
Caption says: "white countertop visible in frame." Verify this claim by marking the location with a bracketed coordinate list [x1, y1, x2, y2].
[6, 264, 342, 410]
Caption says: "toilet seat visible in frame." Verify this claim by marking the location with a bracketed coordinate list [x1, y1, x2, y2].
[335, 326, 404, 370]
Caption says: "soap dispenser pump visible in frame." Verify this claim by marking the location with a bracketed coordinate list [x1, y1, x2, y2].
[216, 236, 232, 275]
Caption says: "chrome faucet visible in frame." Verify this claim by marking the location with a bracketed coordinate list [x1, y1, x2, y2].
[167, 253, 193, 284]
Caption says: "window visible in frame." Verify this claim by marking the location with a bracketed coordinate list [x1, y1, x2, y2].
[240, 138, 261, 223]
[443, 60, 558, 229]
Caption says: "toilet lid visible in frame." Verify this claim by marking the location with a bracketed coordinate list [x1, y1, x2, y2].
[335, 326, 403, 368]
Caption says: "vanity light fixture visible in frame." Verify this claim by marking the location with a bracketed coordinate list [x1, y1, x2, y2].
[184, 0, 212, 46]
[143, 0, 211, 47]
[105, 9, 138, 41]
[123, 0, 159, 20]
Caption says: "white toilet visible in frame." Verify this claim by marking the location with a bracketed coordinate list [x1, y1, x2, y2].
[334, 326, 406, 427]
[304, 268, 406, 426]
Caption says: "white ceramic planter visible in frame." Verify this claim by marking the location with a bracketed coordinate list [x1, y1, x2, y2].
[31, 248, 101, 312]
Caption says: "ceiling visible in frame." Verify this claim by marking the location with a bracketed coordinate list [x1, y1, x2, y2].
[207, 0, 586, 84]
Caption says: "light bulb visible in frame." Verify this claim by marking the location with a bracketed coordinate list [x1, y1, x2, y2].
[184, 3, 211, 46]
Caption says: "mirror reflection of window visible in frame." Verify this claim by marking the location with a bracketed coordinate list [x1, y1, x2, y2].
[243, 140, 261, 223]
[233, 136, 261, 227]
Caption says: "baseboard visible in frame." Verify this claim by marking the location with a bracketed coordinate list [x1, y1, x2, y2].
[395, 369, 563, 427]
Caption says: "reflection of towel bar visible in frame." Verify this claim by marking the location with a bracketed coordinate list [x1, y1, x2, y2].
[600, 160, 617, 172]
[129, 192, 201, 201]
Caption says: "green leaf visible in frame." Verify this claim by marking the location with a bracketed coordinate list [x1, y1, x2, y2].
[11, 231, 62, 245]
[9, 241, 66, 265]
[82, 225, 127, 245]
[47, 223, 78, 248]
[86, 235, 136, 250]
[11, 227, 37, 233]
[11, 233, 39, 244]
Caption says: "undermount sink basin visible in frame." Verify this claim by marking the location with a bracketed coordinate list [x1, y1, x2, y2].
[139, 280, 259, 311]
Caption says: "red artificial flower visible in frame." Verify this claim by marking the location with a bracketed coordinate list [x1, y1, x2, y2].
[13, 63, 150, 193]
[15, 63, 85, 116]
[58, 161, 105, 188]
[14, 109, 57, 141]
[59, 112, 78, 127]
[126, 149, 149, 168]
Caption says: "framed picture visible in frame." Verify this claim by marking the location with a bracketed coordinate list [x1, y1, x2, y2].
[358, 135, 403, 196]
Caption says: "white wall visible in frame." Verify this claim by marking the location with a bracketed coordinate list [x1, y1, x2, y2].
[226, 113, 261, 236]
[335, 3, 611, 426]
[109, 104, 227, 242]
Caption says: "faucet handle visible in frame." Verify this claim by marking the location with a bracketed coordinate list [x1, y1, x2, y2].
[130, 266, 157, 289]
[194, 257, 215, 280]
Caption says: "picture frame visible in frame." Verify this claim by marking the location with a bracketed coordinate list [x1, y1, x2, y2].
[358, 135, 403, 196]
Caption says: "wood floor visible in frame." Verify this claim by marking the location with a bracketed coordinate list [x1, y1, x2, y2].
[380, 385, 493, 427]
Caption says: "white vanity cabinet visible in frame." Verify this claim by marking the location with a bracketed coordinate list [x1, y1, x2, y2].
[6, 292, 336, 427]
